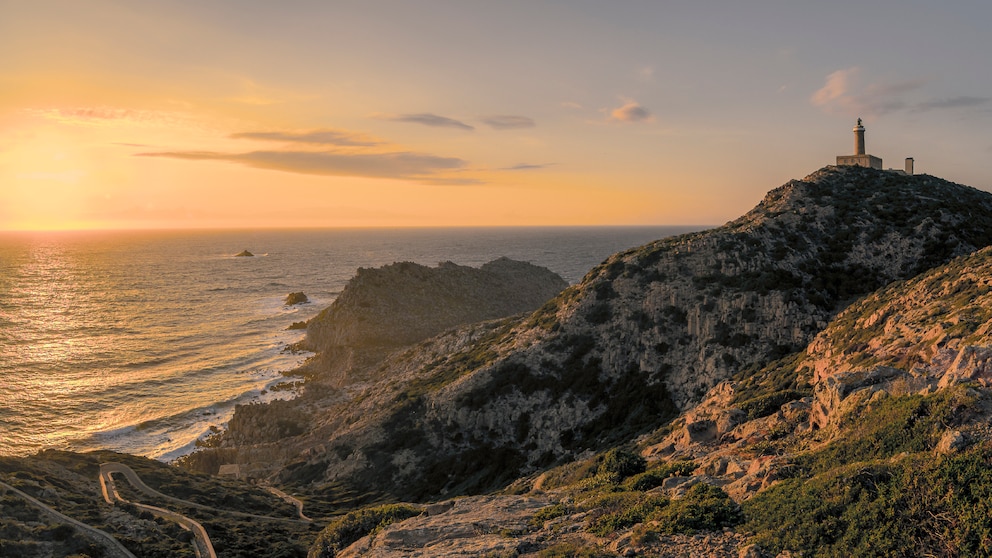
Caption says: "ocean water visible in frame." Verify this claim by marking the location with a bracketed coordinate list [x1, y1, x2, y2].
[0, 226, 699, 461]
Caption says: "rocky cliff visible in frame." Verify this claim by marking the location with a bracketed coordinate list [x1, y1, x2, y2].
[187, 166, 992, 510]
[299, 257, 567, 385]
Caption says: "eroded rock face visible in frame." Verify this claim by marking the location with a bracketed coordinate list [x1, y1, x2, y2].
[196, 166, 992, 504]
[305, 258, 567, 352]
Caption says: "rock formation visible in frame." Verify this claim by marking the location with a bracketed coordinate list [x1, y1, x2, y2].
[234, 250, 254, 257]
[185, 166, 992, 509]
[285, 292, 309, 306]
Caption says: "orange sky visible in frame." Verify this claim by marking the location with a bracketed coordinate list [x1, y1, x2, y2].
[2, 1, 990, 231]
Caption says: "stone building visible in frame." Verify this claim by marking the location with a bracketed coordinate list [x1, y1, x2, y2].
[836, 118, 914, 175]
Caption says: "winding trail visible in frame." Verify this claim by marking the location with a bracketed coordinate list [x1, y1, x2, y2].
[99, 462, 310, 524]
[0, 479, 137, 558]
[261, 484, 313, 522]
[99, 462, 313, 558]
[99, 463, 216, 558]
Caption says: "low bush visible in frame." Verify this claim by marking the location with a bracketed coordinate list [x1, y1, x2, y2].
[309, 503, 423, 558]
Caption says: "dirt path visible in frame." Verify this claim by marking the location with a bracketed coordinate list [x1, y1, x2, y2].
[0, 479, 138, 558]
[261, 484, 313, 522]
[99, 463, 216, 558]
[100, 462, 310, 523]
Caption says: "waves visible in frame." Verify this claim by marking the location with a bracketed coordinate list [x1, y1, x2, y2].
[0, 226, 696, 461]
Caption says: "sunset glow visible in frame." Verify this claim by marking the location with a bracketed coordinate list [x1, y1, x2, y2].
[3, 1, 991, 230]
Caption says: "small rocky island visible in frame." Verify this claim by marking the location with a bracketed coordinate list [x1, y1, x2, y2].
[284, 292, 309, 306]
[234, 249, 254, 257]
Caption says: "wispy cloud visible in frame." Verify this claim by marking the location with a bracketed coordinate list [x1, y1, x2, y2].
[811, 68, 940, 118]
[609, 99, 653, 123]
[137, 149, 466, 183]
[501, 163, 553, 171]
[230, 129, 378, 146]
[32, 107, 190, 127]
[561, 101, 582, 110]
[912, 96, 991, 112]
[376, 113, 474, 131]
[113, 142, 154, 148]
[809, 68, 905, 116]
[481, 115, 535, 130]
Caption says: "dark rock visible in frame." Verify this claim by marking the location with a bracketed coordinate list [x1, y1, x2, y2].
[287, 321, 308, 330]
[285, 292, 309, 306]
[304, 257, 567, 353]
[235, 250, 254, 257]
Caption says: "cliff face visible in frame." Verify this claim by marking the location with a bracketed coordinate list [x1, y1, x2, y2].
[224, 166, 992, 503]
[300, 257, 567, 385]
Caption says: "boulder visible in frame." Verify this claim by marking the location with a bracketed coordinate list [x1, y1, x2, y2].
[285, 292, 309, 306]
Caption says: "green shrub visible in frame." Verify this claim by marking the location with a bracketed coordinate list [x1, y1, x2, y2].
[530, 503, 572, 527]
[585, 492, 669, 536]
[598, 448, 646, 484]
[310, 503, 423, 558]
[538, 542, 614, 557]
[623, 461, 697, 491]
[649, 483, 741, 535]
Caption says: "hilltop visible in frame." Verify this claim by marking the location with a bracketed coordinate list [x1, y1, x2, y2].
[184, 166, 992, 503]
[7, 165, 992, 557]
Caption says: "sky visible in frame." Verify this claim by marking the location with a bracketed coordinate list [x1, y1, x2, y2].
[2, 0, 991, 230]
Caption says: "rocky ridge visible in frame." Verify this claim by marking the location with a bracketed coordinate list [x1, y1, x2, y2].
[300, 257, 568, 386]
[304, 176, 992, 557]
[188, 166, 992, 509]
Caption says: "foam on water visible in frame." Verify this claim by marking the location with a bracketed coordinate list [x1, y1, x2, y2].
[0, 226, 701, 461]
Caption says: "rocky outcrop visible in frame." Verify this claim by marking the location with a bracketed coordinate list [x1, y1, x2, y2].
[285, 292, 309, 306]
[191, 166, 992, 507]
[645, 246, 992, 504]
[305, 258, 567, 351]
[338, 495, 548, 557]
[235, 250, 254, 257]
[299, 258, 567, 386]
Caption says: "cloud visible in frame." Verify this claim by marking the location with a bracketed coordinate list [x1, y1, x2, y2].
[33, 107, 190, 127]
[811, 68, 858, 107]
[913, 96, 991, 112]
[561, 101, 583, 110]
[811, 68, 929, 117]
[610, 100, 653, 123]
[501, 163, 553, 171]
[136, 149, 467, 182]
[481, 115, 535, 130]
[231, 129, 378, 146]
[377, 113, 474, 131]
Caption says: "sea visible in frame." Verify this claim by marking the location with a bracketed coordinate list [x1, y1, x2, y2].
[0, 226, 700, 462]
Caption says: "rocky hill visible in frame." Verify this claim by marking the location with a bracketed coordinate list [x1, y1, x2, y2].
[299, 257, 568, 385]
[9, 166, 992, 557]
[184, 166, 992, 508]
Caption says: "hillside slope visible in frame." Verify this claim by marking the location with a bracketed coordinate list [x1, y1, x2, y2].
[307, 202, 992, 558]
[299, 257, 567, 386]
[190, 165, 992, 506]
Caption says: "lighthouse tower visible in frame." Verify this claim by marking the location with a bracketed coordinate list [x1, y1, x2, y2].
[854, 118, 865, 155]
[837, 118, 882, 169]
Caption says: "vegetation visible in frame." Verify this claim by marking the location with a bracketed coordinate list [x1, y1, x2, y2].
[744, 446, 992, 556]
[309, 503, 423, 558]
[739, 385, 986, 556]
[0, 450, 316, 558]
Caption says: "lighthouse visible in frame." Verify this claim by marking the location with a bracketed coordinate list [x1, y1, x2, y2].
[854, 118, 865, 155]
[836, 118, 882, 169]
